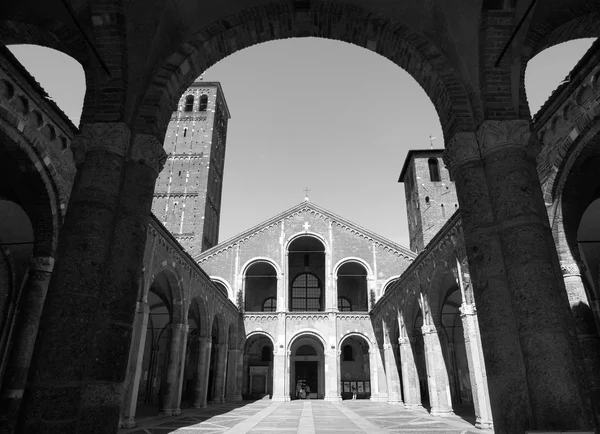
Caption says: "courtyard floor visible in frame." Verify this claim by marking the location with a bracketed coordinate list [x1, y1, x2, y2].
[120, 400, 492, 433]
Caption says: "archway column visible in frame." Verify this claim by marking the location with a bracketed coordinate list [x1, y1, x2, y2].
[324, 348, 341, 401]
[0, 256, 54, 432]
[383, 343, 403, 405]
[17, 124, 166, 433]
[368, 347, 385, 401]
[211, 343, 228, 404]
[459, 303, 493, 430]
[272, 348, 287, 401]
[445, 121, 594, 432]
[398, 336, 422, 409]
[192, 337, 211, 408]
[173, 323, 189, 415]
[161, 322, 185, 415]
[420, 323, 454, 416]
[225, 348, 242, 401]
[119, 300, 150, 428]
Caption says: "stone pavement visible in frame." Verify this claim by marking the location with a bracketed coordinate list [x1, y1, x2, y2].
[120, 400, 492, 433]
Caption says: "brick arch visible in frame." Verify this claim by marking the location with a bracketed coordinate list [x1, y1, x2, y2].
[426, 267, 459, 326]
[0, 117, 61, 258]
[189, 297, 210, 337]
[210, 312, 227, 344]
[133, 0, 478, 142]
[149, 267, 185, 324]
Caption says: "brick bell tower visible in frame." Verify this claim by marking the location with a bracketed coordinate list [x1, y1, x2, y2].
[398, 148, 458, 253]
[152, 81, 231, 256]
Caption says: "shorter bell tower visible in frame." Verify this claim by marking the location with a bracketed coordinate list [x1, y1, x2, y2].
[399, 149, 458, 253]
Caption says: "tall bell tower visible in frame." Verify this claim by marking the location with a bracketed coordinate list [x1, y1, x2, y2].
[152, 81, 231, 257]
[399, 149, 458, 253]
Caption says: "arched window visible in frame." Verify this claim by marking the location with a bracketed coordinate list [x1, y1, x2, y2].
[262, 297, 277, 312]
[184, 95, 194, 112]
[261, 346, 272, 361]
[199, 94, 208, 111]
[291, 273, 322, 311]
[343, 345, 354, 361]
[428, 158, 440, 182]
[338, 296, 351, 311]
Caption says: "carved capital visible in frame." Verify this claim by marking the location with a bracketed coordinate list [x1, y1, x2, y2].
[72, 123, 131, 168]
[29, 256, 55, 273]
[560, 261, 583, 277]
[477, 120, 531, 157]
[459, 303, 476, 316]
[420, 323, 437, 335]
[443, 132, 479, 173]
[398, 336, 410, 345]
[131, 134, 168, 174]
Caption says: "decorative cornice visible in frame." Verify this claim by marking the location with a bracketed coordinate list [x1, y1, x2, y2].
[132, 134, 168, 174]
[477, 120, 531, 157]
[71, 122, 131, 168]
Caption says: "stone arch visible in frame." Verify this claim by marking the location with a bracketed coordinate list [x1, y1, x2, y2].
[149, 268, 185, 324]
[134, 0, 478, 143]
[287, 329, 327, 353]
[339, 331, 374, 349]
[210, 312, 227, 344]
[189, 297, 210, 338]
[333, 257, 373, 277]
[240, 257, 282, 277]
[285, 231, 329, 252]
[427, 267, 459, 326]
[210, 276, 232, 299]
[245, 330, 276, 348]
[381, 276, 400, 296]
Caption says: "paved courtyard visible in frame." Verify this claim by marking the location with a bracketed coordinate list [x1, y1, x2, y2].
[120, 400, 491, 433]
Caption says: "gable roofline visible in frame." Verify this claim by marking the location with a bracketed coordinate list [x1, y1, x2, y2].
[194, 201, 416, 262]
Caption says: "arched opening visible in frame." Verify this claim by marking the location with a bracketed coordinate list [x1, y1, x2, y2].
[207, 317, 221, 403]
[198, 94, 208, 111]
[288, 236, 325, 312]
[184, 95, 194, 112]
[339, 335, 371, 400]
[242, 334, 273, 399]
[440, 287, 474, 416]
[136, 283, 172, 418]
[244, 262, 277, 312]
[428, 158, 440, 182]
[336, 262, 368, 312]
[290, 334, 325, 400]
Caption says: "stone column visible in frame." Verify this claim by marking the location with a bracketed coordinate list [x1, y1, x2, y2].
[383, 343, 403, 405]
[445, 122, 594, 432]
[560, 260, 600, 427]
[211, 343, 228, 404]
[160, 322, 185, 415]
[272, 348, 286, 401]
[459, 303, 493, 430]
[398, 336, 422, 409]
[324, 348, 341, 401]
[192, 337, 211, 408]
[0, 256, 54, 432]
[173, 324, 189, 415]
[120, 300, 150, 428]
[225, 349, 242, 401]
[420, 323, 454, 416]
[16, 126, 166, 433]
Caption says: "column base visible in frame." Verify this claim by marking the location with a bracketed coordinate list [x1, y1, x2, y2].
[370, 395, 389, 402]
[225, 395, 243, 401]
[387, 399, 404, 405]
[191, 402, 207, 409]
[430, 408, 455, 417]
[475, 418, 494, 430]
[404, 403, 426, 411]
[160, 409, 175, 416]
[172, 408, 182, 416]
[272, 394, 289, 401]
[324, 395, 342, 402]
[209, 399, 224, 405]
[120, 417, 137, 428]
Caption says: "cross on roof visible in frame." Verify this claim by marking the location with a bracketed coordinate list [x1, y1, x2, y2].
[303, 187, 311, 201]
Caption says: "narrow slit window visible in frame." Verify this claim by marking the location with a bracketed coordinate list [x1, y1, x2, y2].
[428, 158, 441, 182]
[199, 94, 208, 111]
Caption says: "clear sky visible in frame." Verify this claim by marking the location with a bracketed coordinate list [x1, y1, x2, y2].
[8, 37, 596, 248]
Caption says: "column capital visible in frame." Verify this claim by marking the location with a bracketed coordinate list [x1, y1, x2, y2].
[443, 132, 479, 173]
[131, 134, 168, 175]
[420, 323, 437, 335]
[72, 122, 131, 168]
[459, 303, 477, 316]
[476, 120, 531, 158]
[560, 261, 584, 277]
[398, 336, 413, 345]
[29, 256, 55, 273]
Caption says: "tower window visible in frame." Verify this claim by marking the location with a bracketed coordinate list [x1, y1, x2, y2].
[428, 158, 440, 182]
[184, 95, 194, 112]
[199, 94, 208, 111]
[425, 196, 430, 204]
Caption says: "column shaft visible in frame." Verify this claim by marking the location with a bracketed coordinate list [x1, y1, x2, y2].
[272, 353, 286, 401]
[383, 345, 402, 404]
[17, 126, 165, 433]
[421, 324, 453, 416]
[120, 301, 150, 428]
[173, 324, 188, 415]
[212, 343, 227, 404]
[0, 257, 54, 433]
[192, 339, 211, 408]
[399, 337, 422, 409]
[225, 349, 242, 401]
[161, 323, 184, 415]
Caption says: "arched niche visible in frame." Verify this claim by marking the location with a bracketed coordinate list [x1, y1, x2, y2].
[244, 261, 277, 312]
[288, 236, 325, 312]
[289, 333, 325, 399]
[242, 333, 273, 398]
[337, 262, 368, 312]
[339, 334, 371, 400]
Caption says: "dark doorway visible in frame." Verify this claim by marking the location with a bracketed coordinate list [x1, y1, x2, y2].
[295, 361, 318, 397]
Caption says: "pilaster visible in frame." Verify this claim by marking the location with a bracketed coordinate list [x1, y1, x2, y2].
[420, 323, 454, 417]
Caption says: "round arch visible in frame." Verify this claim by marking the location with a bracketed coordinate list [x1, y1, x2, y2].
[189, 297, 210, 338]
[381, 276, 401, 295]
[148, 267, 185, 324]
[245, 331, 276, 348]
[285, 231, 329, 253]
[339, 331, 374, 349]
[134, 1, 478, 143]
[333, 257, 373, 277]
[240, 257, 282, 277]
[287, 330, 328, 353]
[210, 276, 233, 300]
[210, 312, 227, 344]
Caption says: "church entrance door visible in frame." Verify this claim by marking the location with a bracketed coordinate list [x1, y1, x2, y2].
[295, 361, 318, 398]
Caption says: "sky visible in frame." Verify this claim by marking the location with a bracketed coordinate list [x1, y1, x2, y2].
[8, 37, 596, 248]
